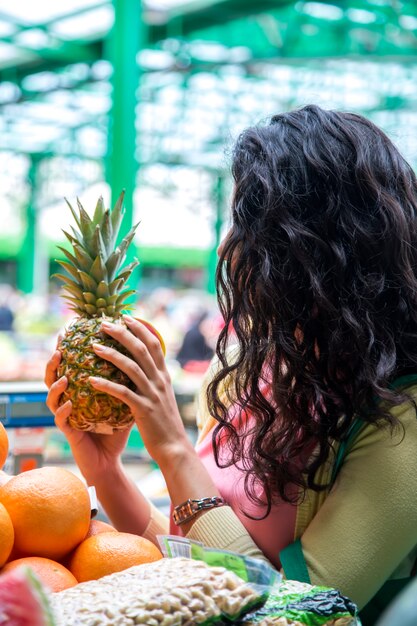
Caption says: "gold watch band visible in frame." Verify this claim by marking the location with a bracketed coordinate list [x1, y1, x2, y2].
[172, 496, 226, 526]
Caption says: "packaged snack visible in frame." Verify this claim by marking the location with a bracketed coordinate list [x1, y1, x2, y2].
[241, 579, 361, 626]
[52, 557, 268, 625]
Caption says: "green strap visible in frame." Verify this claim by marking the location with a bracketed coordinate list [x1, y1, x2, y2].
[279, 538, 311, 584]
[331, 418, 366, 484]
[331, 373, 417, 485]
[279, 374, 417, 614]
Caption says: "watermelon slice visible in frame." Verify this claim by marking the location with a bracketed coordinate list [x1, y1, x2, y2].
[0, 566, 56, 626]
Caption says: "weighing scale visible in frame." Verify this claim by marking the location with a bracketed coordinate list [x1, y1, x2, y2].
[0, 381, 53, 428]
[0, 381, 53, 473]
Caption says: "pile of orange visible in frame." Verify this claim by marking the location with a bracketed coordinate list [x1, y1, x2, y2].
[0, 424, 163, 592]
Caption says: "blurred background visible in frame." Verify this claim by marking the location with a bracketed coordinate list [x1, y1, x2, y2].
[0, 0, 416, 494]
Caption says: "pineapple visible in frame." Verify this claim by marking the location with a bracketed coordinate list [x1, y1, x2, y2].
[55, 191, 140, 434]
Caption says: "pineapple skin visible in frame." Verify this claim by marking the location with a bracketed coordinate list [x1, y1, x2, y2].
[57, 316, 135, 434]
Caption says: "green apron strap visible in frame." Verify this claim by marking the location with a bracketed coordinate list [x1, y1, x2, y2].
[331, 418, 366, 484]
[331, 372, 417, 485]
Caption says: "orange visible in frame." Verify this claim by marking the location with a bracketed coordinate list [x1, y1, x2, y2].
[0, 502, 14, 567]
[1, 556, 78, 592]
[0, 423, 8, 469]
[85, 519, 117, 539]
[68, 531, 163, 582]
[136, 318, 166, 355]
[0, 466, 91, 561]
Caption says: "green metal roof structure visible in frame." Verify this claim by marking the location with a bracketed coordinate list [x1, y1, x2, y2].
[0, 0, 417, 293]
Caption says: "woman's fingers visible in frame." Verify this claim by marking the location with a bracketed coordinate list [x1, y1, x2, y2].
[92, 343, 152, 394]
[46, 375, 68, 412]
[99, 320, 160, 380]
[123, 315, 165, 368]
[89, 376, 144, 415]
[44, 350, 62, 388]
[54, 400, 73, 436]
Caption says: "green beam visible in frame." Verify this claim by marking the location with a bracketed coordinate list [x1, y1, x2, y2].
[107, 0, 143, 280]
[0, 34, 97, 65]
[3, 0, 417, 86]
[17, 155, 38, 293]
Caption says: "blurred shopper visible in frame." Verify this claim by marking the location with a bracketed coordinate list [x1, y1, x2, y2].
[46, 106, 417, 625]
[175, 310, 216, 373]
[0, 286, 15, 333]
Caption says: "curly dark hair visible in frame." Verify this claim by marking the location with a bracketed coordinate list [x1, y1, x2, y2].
[207, 104, 417, 515]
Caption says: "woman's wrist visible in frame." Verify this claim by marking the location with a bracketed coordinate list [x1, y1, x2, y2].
[82, 459, 125, 488]
[154, 438, 197, 474]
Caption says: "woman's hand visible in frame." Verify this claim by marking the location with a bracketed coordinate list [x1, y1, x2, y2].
[45, 350, 131, 485]
[89, 315, 194, 468]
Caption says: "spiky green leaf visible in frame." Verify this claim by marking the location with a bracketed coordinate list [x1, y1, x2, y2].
[96, 281, 110, 299]
[77, 198, 94, 242]
[53, 274, 84, 300]
[85, 304, 97, 316]
[90, 225, 107, 259]
[92, 196, 105, 225]
[95, 298, 107, 309]
[116, 223, 139, 264]
[106, 248, 122, 282]
[116, 290, 136, 305]
[56, 260, 80, 282]
[69, 226, 84, 248]
[100, 209, 113, 257]
[63, 296, 86, 315]
[78, 271, 98, 292]
[107, 294, 118, 305]
[57, 246, 78, 268]
[90, 254, 108, 284]
[83, 292, 96, 305]
[65, 198, 81, 230]
[117, 259, 140, 285]
[110, 190, 125, 244]
[108, 278, 124, 296]
[62, 230, 77, 246]
[73, 244, 94, 272]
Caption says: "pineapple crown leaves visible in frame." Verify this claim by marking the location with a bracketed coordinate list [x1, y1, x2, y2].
[54, 190, 140, 318]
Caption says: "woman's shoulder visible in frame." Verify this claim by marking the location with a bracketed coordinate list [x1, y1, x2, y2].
[347, 383, 417, 458]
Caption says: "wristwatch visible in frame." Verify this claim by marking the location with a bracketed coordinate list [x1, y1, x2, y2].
[172, 496, 226, 526]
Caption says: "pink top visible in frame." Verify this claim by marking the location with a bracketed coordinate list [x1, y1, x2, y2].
[170, 389, 298, 569]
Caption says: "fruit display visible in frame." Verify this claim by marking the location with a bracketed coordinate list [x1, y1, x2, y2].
[0, 423, 359, 626]
[55, 191, 161, 434]
[0, 428, 167, 592]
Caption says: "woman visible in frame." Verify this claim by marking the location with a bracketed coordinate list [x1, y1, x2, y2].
[45, 105, 417, 626]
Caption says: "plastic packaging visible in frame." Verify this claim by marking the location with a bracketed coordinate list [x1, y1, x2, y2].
[158, 535, 279, 623]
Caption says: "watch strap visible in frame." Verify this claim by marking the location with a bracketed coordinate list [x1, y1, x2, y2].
[172, 496, 225, 526]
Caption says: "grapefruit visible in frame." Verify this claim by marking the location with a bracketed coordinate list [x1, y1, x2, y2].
[1, 557, 78, 592]
[68, 531, 163, 582]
